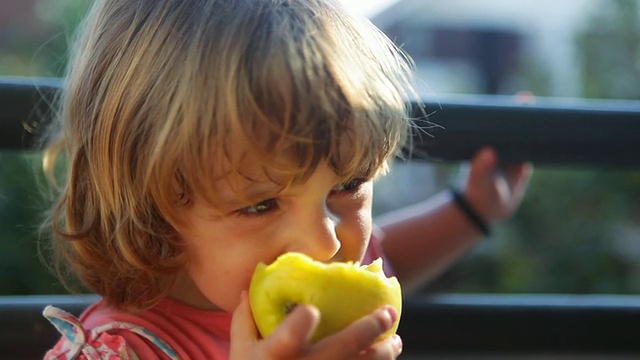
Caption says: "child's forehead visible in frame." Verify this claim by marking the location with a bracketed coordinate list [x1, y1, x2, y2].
[215, 123, 335, 177]
[212, 148, 310, 190]
[212, 172, 285, 209]
[201, 151, 318, 208]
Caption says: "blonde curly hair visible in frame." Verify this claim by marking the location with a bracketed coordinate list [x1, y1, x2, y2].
[43, 0, 416, 311]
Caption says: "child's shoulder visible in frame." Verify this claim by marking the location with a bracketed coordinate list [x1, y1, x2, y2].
[43, 298, 232, 360]
[43, 303, 177, 359]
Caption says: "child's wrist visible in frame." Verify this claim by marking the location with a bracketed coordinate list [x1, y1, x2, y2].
[449, 187, 492, 237]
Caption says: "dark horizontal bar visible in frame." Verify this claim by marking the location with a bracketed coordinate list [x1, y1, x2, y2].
[409, 96, 640, 167]
[0, 77, 61, 151]
[2, 77, 640, 168]
[2, 294, 639, 358]
[399, 294, 640, 354]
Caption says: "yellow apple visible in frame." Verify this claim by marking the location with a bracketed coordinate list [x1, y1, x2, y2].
[249, 252, 402, 343]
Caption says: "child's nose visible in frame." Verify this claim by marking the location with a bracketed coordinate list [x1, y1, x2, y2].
[289, 209, 341, 262]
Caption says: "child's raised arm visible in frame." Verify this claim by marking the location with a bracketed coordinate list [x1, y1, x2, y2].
[376, 147, 533, 293]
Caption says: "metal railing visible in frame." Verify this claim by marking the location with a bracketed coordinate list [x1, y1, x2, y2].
[2, 77, 640, 359]
[3, 77, 640, 167]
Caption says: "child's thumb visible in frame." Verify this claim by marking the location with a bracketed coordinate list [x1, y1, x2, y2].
[229, 291, 259, 351]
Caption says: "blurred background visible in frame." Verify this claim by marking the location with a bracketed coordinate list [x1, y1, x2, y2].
[1, 0, 639, 296]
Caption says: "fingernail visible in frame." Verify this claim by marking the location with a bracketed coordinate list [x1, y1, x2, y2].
[379, 306, 398, 330]
[392, 335, 403, 353]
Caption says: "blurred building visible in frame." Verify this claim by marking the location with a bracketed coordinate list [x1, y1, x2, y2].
[370, 0, 607, 215]
[371, 0, 598, 97]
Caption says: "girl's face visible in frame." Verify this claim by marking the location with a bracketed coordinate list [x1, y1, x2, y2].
[169, 160, 374, 312]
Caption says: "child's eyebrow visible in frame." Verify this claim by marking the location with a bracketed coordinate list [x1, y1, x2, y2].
[216, 180, 284, 210]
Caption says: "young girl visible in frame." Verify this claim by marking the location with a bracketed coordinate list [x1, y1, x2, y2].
[42, 0, 531, 359]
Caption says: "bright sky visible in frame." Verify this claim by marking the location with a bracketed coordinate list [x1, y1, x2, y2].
[340, 0, 398, 16]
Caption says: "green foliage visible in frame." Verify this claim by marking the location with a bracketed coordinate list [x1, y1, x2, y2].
[504, 168, 638, 293]
[0, 0, 88, 294]
[576, 0, 640, 100]
[424, 0, 640, 295]
[0, 153, 63, 294]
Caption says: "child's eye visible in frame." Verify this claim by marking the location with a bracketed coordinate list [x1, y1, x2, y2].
[332, 178, 365, 193]
[236, 198, 279, 217]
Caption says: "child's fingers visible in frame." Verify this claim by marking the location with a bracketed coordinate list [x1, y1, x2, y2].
[232, 302, 400, 360]
[354, 334, 403, 360]
[457, 147, 495, 189]
[229, 291, 259, 353]
[505, 163, 533, 205]
[314, 305, 399, 359]
[468, 146, 532, 201]
[473, 147, 498, 175]
[260, 304, 320, 358]
[503, 162, 533, 188]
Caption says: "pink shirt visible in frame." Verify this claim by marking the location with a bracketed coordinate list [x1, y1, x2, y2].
[44, 234, 392, 359]
[86, 297, 231, 359]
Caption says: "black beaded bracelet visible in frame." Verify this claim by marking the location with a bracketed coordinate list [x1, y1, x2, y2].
[449, 187, 491, 237]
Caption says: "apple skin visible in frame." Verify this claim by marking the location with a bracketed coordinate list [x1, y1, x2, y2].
[249, 252, 402, 343]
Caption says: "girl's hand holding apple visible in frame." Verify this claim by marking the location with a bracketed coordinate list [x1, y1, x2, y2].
[229, 253, 403, 359]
